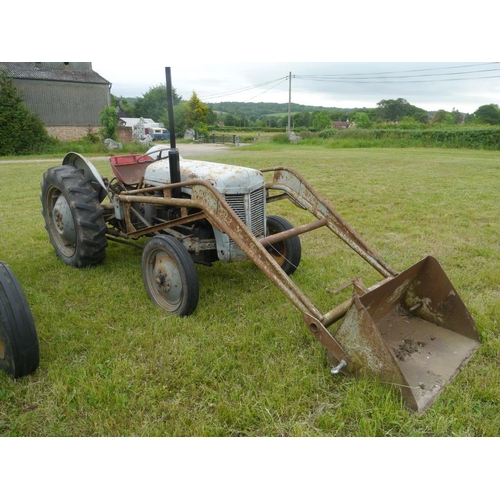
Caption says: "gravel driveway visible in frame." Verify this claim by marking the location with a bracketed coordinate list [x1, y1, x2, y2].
[0, 142, 238, 164]
[177, 142, 237, 158]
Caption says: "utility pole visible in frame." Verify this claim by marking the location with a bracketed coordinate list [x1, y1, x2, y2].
[287, 72, 292, 133]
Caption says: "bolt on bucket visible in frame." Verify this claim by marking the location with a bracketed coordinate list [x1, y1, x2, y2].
[333, 256, 480, 413]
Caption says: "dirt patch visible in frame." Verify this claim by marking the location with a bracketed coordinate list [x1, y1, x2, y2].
[393, 338, 426, 361]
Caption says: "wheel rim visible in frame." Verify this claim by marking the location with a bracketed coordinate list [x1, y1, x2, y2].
[47, 187, 76, 257]
[267, 227, 287, 266]
[146, 248, 184, 311]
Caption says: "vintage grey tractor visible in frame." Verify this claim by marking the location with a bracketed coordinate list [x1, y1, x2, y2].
[39, 68, 480, 412]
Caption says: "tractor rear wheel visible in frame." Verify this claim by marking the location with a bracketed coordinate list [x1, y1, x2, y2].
[0, 262, 39, 378]
[41, 165, 108, 267]
[266, 215, 302, 275]
[141, 235, 199, 316]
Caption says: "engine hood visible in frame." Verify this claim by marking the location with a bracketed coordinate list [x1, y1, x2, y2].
[144, 158, 264, 195]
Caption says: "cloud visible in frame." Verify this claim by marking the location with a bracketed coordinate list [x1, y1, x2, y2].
[93, 62, 500, 114]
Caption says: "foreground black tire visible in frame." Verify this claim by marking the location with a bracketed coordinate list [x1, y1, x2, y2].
[0, 262, 39, 378]
[142, 235, 199, 316]
[266, 215, 302, 275]
[41, 165, 108, 267]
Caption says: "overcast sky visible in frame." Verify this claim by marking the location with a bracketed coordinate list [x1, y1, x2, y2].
[5, 0, 499, 116]
[91, 61, 500, 114]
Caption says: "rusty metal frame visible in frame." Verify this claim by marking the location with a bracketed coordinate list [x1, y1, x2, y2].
[110, 165, 407, 372]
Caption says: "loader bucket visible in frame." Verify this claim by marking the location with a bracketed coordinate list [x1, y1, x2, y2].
[334, 256, 480, 413]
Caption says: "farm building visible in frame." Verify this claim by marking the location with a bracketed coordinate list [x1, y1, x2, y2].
[1, 62, 111, 140]
[118, 117, 169, 141]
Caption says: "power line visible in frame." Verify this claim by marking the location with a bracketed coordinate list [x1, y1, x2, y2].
[245, 79, 288, 101]
[298, 62, 500, 78]
[296, 74, 500, 84]
[199, 76, 288, 101]
[296, 65, 500, 83]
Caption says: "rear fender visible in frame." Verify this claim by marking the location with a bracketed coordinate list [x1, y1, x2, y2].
[62, 152, 108, 201]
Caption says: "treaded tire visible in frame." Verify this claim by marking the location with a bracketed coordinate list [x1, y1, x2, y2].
[0, 262, 39, 378]
[142, 235, 199, 316]
[266, 215, 302, 276]
[41, 165, 108, 267]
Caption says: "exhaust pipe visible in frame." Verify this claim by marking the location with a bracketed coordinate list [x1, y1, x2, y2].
[165, 67, 181, 198]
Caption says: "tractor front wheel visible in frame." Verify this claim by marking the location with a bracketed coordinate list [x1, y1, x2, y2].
[0, 262, 39, 378]
[266, 215, 302, 275]
[41, 165, 108, 267]
[141, 235, 199, 316]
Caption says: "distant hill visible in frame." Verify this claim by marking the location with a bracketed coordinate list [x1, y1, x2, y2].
[207, 101, 369, 118]
[117, 97, 376, 123]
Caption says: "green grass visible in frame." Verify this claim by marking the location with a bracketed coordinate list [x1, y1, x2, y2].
[0, 145, 499, 436]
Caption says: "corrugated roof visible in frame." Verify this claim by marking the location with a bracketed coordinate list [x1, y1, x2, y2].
[0, 62, 110, 85]
[119, 117, 157, 127]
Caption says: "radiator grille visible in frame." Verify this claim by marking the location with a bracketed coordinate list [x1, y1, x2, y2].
[250, 188, 265, 237]
[225, 194, 246, 225]
[225, 187, 266, 239]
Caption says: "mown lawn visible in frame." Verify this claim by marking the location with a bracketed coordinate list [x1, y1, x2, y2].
[0, 145, 499, 436]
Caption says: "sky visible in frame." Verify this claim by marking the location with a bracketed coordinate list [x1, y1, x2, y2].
[5, 0, 499, 116]
[91, 61, 500, 114]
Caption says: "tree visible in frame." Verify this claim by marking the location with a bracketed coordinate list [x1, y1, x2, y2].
[406, 105, 429, 124]
[0, 68, 52, 155]
[353, 111, 372, 129]
[432, 109, 455, 125]
[473, 104, 500, 125]
[133, 84, 182, 122]
[398, 116, 425, 129]
[206, 108, 218, 126]
[330, 111, 349, 121]
[99, 106, 119, 140]
[160, 104, 187, 138]
[377, 98, 409, 122]
[451, 108, 466, 125]
[312, 110, 331, 130]
[184, 91, 211, 135]
[377, 98, 429, 124]
[113, 94, 135, 116]
[223, 113, 238, 127]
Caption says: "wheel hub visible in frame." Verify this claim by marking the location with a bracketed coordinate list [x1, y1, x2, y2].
[53, 194, 76, 244]
[155, 271, 171, 292]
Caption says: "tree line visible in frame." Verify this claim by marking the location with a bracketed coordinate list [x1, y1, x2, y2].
[212, 98, 500, 129]
[120, 87, 500, 131]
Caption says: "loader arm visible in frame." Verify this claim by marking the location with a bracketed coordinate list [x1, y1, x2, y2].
[262, 166, 398, 279]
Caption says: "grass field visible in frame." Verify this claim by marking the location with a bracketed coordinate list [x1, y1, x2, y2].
[0, 145, 499, 436]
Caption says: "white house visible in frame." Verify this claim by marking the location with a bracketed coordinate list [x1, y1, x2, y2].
[118, 117, 165, 141]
